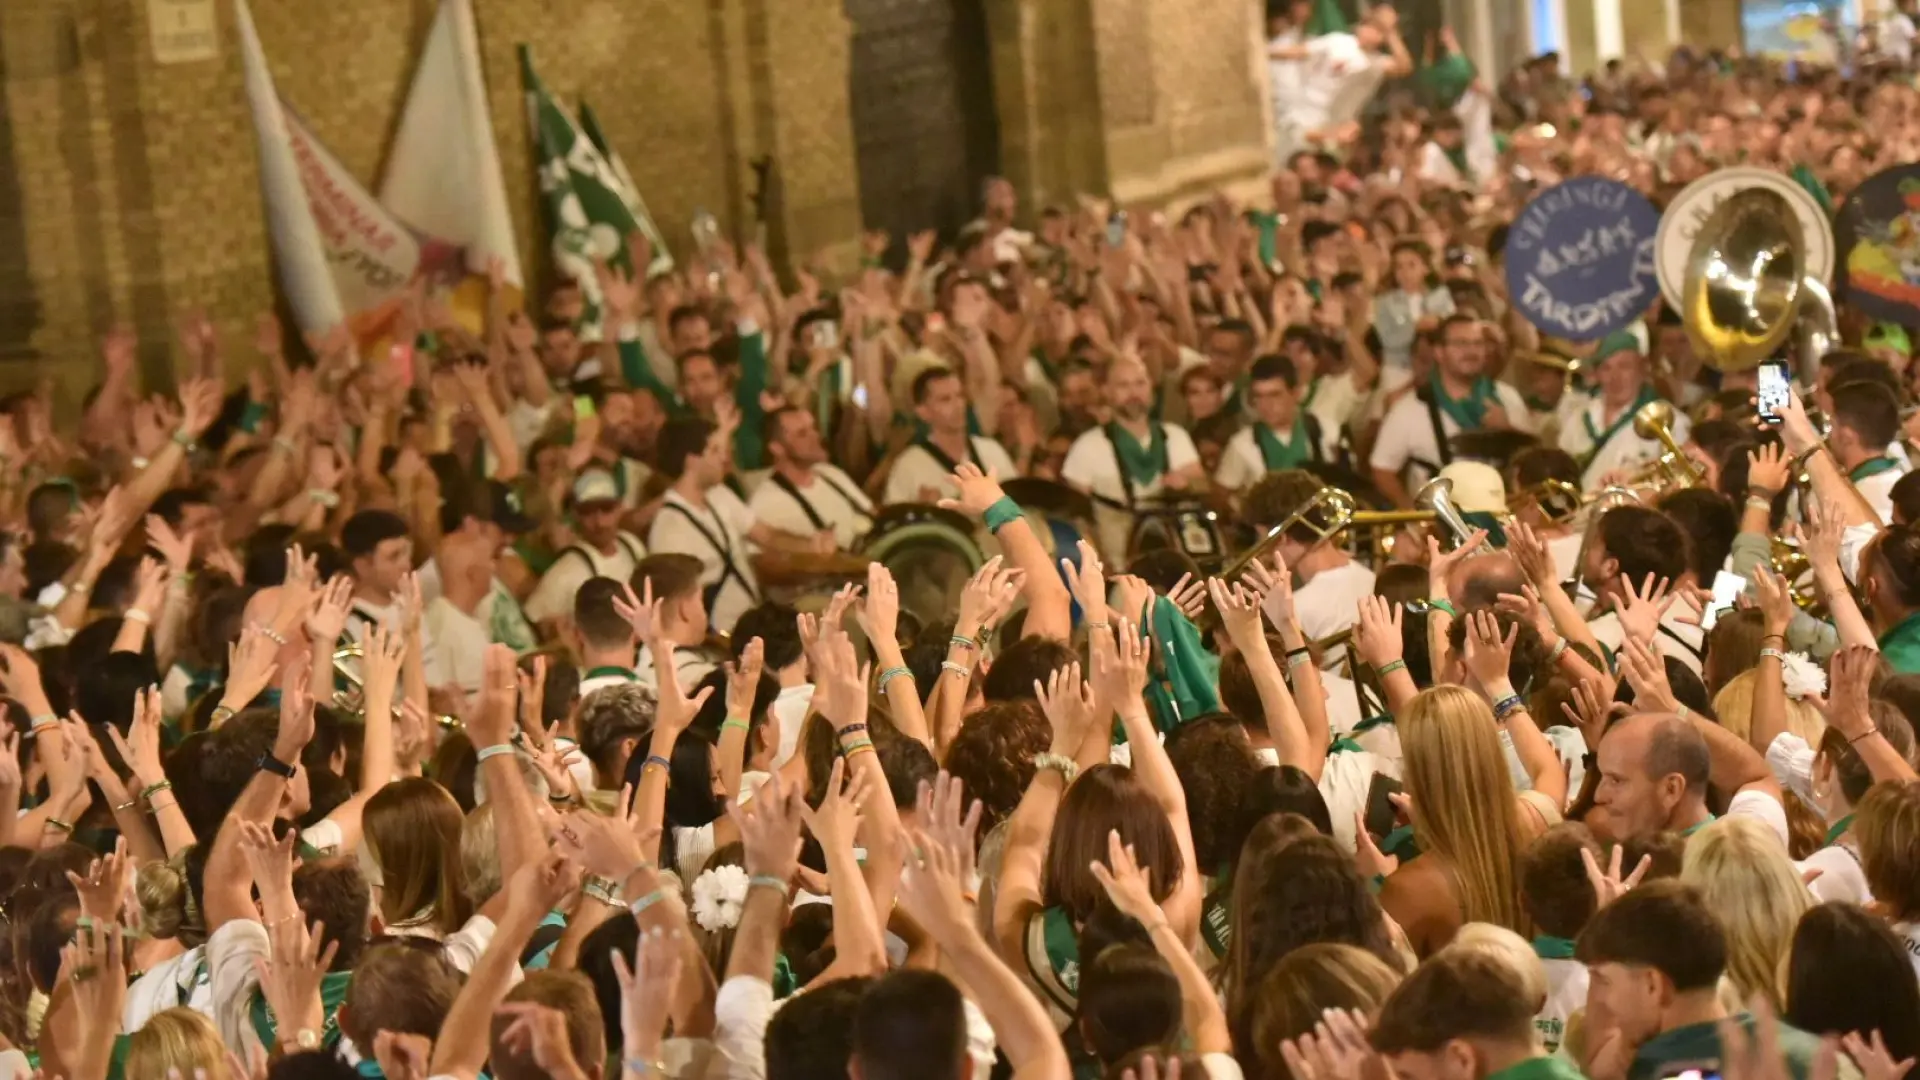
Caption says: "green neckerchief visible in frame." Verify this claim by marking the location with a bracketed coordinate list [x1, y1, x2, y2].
[1200, 865, 1233, 958]
[1791, 164, 1835, 216]
[1328, 733, 1365, 755]
[582, 665, 639, 683]
[1681, 813, 1718, 838]
[1852, 457, 1901, 482]
[1304, 0, 1348, 34]
[1254, 415, 1314, 470]
[1582, 384, 1660, 461]
[772, 952, 799, 998]
[1042, 905, 1081, 995]
[1430, 371, 1498, 430]
[1486, 1056, 1587, 1080]
[1252, 211, 1280, 269]
[1353, 712, 1394, 734]
[1105, 421, 1169, 487]
[1825, 813, 1856, 847]
[250, 969, 353, 1049]
[1531, 935, 1577, 960]
[1380, 823, 1422, 864]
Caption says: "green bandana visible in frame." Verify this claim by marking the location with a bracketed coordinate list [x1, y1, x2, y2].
[1254, 418, 1314, 470]
[1430, 372, 1499, 431]
[1852, 457, 1901, 482]
[1580, 384, 1660, 466]
[1106, 422, 1169, 486]
[1824, 813, 1855, 847]
[1531, 935, 1577, 960]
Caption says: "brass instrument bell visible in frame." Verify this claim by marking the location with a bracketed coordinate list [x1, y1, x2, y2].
[1682, 189, 1806, 373]
[1415, 477, 1487, 554]
[1629, 399, 1705, 491]
[1224, 486, 1356, 580]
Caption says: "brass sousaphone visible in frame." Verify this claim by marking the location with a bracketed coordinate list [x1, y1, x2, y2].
[1681, 187, 1838, 383]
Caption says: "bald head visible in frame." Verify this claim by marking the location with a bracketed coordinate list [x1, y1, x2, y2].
[1451, 552, 1526, 612]
[1595, 711, 1712, 841]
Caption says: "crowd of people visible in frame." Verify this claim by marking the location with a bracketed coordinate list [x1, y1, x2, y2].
[4, 5, 1920, 1080]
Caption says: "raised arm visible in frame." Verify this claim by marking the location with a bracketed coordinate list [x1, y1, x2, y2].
[107, 688, 195, 856]
[1828, 644, 1920, 784]
[1211, 577, 1319, 778]
[1090, 828, 1229, 1056]
[941, 462, 1072, 640]
[469, 643, 546, 884]
[861, 563, 932, 749]
[1097, 619, 1202, 942]
[1463, 611, 1567, 811]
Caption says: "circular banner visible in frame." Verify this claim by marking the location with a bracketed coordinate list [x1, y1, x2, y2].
[1833, 163, 1920, 327]
[1505, 176, 1663, 342]
[1655, 166, 1835, 308]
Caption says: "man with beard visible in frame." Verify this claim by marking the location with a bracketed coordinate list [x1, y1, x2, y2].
[749, 406, 872, 549]
[1061, 356, 1206, 561]
[522, 469, 649, 631]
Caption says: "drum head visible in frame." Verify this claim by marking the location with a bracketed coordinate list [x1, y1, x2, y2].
[861, 518, 985, 630]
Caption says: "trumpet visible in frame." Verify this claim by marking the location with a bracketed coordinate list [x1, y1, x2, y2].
[1628, 400, 1705, 493]
[1507, 478, 1583, 526]
[1416, 476, 1489, 554]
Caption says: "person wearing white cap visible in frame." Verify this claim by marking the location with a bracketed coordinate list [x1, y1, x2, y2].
[749, 406, 873, 550]
[522, 468, 648, 631]
[1558, 329, 1688, 491]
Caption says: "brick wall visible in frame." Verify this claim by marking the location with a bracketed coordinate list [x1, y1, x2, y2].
[0, 0, 1268, 411]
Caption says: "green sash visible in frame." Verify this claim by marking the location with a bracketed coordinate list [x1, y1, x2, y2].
[250, 969, 354, 1049]
[1254, 417, 1314, 470]
[1581, 384, 1659, 464]
[1106, 422, 1169, 487]
[1531, 935, 1577, 959]
[1824, 813, 1855, 847]
[1430, 372, 1498, 430]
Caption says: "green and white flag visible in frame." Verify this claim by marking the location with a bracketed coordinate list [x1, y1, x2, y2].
[520, 44, 637, 342]
[579, 101, 673, 278]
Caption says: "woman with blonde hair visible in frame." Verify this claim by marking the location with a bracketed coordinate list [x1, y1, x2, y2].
[1680, 815, 1813, 1008]
[125, 1007, 232, 1080]
[362, 777, 478, 967]
[1376, 676, 1562, 957]
[1714, 666, 1825, 745]
[1246, 943, 1402, 1080]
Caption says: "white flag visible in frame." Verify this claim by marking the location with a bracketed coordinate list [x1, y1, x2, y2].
[380, 0, 523, 291]
[235, 0, 419, 335]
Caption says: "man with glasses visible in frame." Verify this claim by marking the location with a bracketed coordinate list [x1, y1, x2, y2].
[1370, 313, 1532, 508]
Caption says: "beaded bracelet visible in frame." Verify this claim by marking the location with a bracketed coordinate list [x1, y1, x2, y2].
[643, 754, 671, 772]
[1033, 752, 1079, 783]
[941, 660, 972, 678]
[1491, 694, 1525, 721]
[877, 666, 912, 691]
[837, 723, 869, 738]
[1376, 659, 1407, 678]
[950, 634, 978, 651]
[475, 743, 515, 762]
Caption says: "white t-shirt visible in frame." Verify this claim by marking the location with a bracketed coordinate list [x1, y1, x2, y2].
[424, 596, 493, 692]
[648, 487, 762, 634]
[1587, 608, 1706, 678]
[1898, 922, 1920, 980]
[635, 644, 719, 694]
[1214, 421, 1326, 491]
[523, 532, 648, 626]
[1306, 370, 1368, 448]
[770, 683, 815, 767]
[1855, 459, 1907, 525]
[125, 944, 213, 1033]
[1558, 394, 1692, 490]
[343, 596, 440, 688]
[1370, 381, 1534, 490]
[1547, 531, 1585, 584]
[748, 465, 874, 550]
[1294, 33, 1386, 133]
[1538, 956, 1588, 1054]
[1062, 422, 1202, 561]
[1267, 560, 1376, 665]
[1719, 788, 1792, 849]
[883, 437, 1020, 506]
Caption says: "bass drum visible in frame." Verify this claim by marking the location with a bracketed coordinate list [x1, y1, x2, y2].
[860, 504, 986, 632]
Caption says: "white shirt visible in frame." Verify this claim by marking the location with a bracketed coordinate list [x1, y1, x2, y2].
[1258, 744, 1383, 855]
[208, 919, 271, 1057]
[648, 487, 762, 634]
[884, 436, 1019, 506]
[1269, 560, 1376, 666]
[1370, 381, 1534, 490]
[1557, 393, 1691, 490]
[1294, 33, 1386, 134]
[523, 532, 648, 626]
[125, 944, 213, 1033]
[1306, 371, 1367, 454]
[1721, 788, 1792, 849]
[424, 596, 493, 692]
[770, 683, 815, 767]
[635, 644, 718, 693]
[342, 596, 440, 688]
[1854, 458, 1907, 525]
[1062, 422, 1202, 561]
[1547, 531, 1585, 584]
[1538, 957, 1588, 1054]
[578, 665, 644, 699]
[1898, 922, 1920, 980]
[712, 976, 998, 1080]
[1214, 421, 1325, 491]
[1587, 608, 1706, 678]
[748, 465, 874, 550]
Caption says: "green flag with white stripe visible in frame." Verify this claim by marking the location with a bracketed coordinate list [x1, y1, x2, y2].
[579, 100, 674, 279]
[519, 44, 636, 342]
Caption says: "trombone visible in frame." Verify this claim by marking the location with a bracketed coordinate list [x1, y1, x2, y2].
[1224, 477, 1491, 577]
[1507, 478, 1583, 526]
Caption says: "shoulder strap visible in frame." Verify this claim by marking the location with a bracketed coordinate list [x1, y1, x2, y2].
[913, 436, 970, 476]
[769, 472, 829, 531]
[660, 501, 757, 602]
[618, 534, 645, 564]
[1656, 621, 1705, 661]
[813, 470, 874, 526]
[1304, 412, 1327, 463]
[1423, 393, 1455, 467]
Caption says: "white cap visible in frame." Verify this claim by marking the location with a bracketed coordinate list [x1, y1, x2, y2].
[573, 469, 620, 506]
[1437, 461, 1507, 515]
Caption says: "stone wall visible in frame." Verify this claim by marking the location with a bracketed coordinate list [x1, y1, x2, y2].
[0, 0, 1271, 409]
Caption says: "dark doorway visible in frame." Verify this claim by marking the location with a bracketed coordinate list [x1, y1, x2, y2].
[844, 0, 1001, 259]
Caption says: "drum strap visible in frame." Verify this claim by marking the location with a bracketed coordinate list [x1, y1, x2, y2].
[769, 471, 871, 534]
[913, 435, 980, 476]
[1656, 621, 1705, 662]
[661, 500, 760, 607]
[559, 535, 645, 576]
[1423, 393, 1455, 469]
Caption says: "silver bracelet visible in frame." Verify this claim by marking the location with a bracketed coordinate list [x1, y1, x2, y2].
[940, 660, 971, 678]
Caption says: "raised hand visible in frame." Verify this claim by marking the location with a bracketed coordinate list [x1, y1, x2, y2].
[1582, 844, 1652, 908]
[1460, 610, 1518, 693]
[1505, 521, 1559, 588]
[254, 912, 337, 1048]
[1091, 617, 1152, 708]
[799, 757, 872, 856]
[1615, 574, 1675, 647]
[1033, 661, 1094, 754]
[145, 513, 193, 575]
[812, 629, 868, 734]
[237, 819, 299, 895]
[222, 625, 281, 712]
[955, 556, 1019, 639]
[1060, 539, 1107, 617]
[1751, 566, 1796, 639]
[1619, 635, 1680, 714]
[361, 624, 407, 708]
[1278, 1007, 1379, 1080]
[1803, 497, 1845, 572]
[1494, 583, 1556, 642]
[1747, 442, 1791, 496]
[937, 461, 1006, 519]
[1352, 594, 1404, 671]
[727, 637, 766, 721]
[610, 926, 686, 1065]
[554, 805, 658, 882]
[65, 837, 134, 923]
[1353, 812, 1399, 879]
[1206, 577, 1266, 651]
[1825, 644, 1878, 738]
[1560, 676, 1621, 753]
[1165, 572, 1208, 622]
[613, 579, 661, 645]
[859, 563, 901, 647]
[494, 1002, 587, 1079]
[1426, 526, 1490, 588]
[304, 575, 355, 647]
[729, 768, 805, 885]
[1088, 828, 1162, 927]
[1110, 574, 1156, 627]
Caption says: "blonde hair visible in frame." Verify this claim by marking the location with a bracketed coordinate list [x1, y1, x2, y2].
[1444, 923, 1547, 1011]
[1711, 669, 1824, 745]
[1400, 686, 1530, 934]
[461, 803, 503, 908]
[1856, 780, 1920, 920]
[126, 1008, 230, 1080]
[1680, 816, 1812, 1009]
[1248, 944, 1401, 1080]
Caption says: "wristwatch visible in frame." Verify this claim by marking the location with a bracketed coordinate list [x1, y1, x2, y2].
[257, 751, 297, 779]
[286, 1028, 320, 1052]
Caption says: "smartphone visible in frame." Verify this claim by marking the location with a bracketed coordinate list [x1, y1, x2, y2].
[573, 395, 597, 421]
[1757, 359, 1793, 425]
[1701, 569, 1748, 632]
[1363, 774, 1405, 841]
[1106, 210, 1128, 249]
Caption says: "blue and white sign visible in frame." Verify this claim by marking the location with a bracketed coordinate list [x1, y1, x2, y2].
[1506, 176, 1663, 341]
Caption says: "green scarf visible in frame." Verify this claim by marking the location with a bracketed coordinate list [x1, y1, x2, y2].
[1304, 0, 1348, 35]
[1106, 422, 1169, 487]
[1580, 384, 1660, 465]
[1140, 595, 1221, 737]
[1430, 372, 1499, 430]
[1825, 813, 1855, 847]
[1531, 935, 1577, 960]
[1852, 457, 1901, 482]
[1254, 416, 1314, 470]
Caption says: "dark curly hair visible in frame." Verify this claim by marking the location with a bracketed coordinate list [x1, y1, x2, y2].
[941, 701, 1051, 835]
[1166, 715, 1264, 876]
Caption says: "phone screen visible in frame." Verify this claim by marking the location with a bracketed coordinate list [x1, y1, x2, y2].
[1757, 360, 1792, 425]
[1701, 569, 1748, 632]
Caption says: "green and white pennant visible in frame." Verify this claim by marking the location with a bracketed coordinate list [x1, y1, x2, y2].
[519, 44, 639, 342]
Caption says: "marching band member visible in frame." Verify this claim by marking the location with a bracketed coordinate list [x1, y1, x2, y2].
[1580, 504, 1705, 675]
[1371, 313, 1533, 508]
[750, 406, 875, 549]
[1062, 356, 1206, 561]
[883, 367, 1021, 505]
[1213, 354, 1329, 491]
[1505, 447, 1588, 583]
[1557, 330, 1687, 490]
[1245, 469, 1376, 663]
